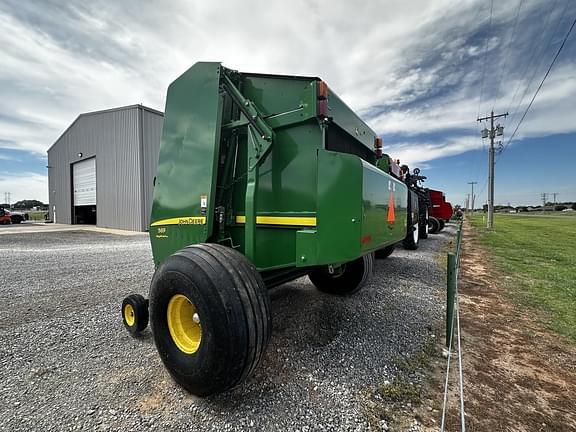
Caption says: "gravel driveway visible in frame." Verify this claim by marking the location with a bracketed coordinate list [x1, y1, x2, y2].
[0, 226, 453, 431]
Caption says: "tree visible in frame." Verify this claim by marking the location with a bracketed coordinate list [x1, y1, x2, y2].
[554, 205, 567, 211]
[572, 203, 576, 211]
[13, 200, 46, 210]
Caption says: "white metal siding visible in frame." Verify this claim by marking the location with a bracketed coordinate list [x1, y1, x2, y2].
[141, 109, 164, 230]
[47, 105, 164, 231]
[72, 158, 96, 205]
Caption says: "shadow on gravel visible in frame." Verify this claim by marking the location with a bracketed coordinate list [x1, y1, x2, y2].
[130, 329, 154, 344]
[269, 281, 347, 349]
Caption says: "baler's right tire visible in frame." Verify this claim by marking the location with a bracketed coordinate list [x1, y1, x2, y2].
[439, 219, 446, 231]
[375, 244, 395, 259]
[149, 244, 271, 397]
[428, 216, 440, 234]
[309, 253, 373, 295]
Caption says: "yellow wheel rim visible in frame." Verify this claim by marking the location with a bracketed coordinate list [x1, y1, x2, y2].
[124, 303, 135, 327]
[167, 294, 202, 354]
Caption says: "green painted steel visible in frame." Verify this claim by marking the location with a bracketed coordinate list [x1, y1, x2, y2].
[361, 162, 408, 253]
[327, 91, 379, 151]
[446, 252, 456, 348]
[446, 223, 463, 348]
[149, 61, 409, 285]
[149, 62, 223, 265]
[376, 154, 391, 173]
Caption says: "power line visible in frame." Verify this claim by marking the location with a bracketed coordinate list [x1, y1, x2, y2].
[492, 0, 525, 111]
[504, 1, 560, 126]
[500, 16, 576, 156]
[505, 1, 570, 131]
[473, 0, 494, 189]
[477, 0, 494, 120]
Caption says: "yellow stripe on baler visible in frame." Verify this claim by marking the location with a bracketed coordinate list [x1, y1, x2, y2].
[235, 216, 316, 227]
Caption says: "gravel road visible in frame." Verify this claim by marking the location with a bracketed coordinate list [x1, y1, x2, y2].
[0, 226, 454, 431]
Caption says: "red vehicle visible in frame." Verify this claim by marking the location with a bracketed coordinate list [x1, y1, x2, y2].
[0, 207, 11, 225]
[427, 189, 453, 233]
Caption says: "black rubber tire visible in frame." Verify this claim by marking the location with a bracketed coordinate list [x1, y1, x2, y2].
[428, 216, 440, 234]
[122, 294, 149, 334]
[149, 243, 271, 396]
[419, 209, 429, 239]
[439, 219, 446, 231]
[308, 253, 373, 295]
[403, 223, 419, 250]
[375, 244, 395, 259]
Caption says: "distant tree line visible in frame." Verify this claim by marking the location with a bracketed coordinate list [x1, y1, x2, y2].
[0, 200, 48, 210]
[480, 203, 576, 212]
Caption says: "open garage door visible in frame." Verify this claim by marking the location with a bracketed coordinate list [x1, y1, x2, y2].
[72, 157, 97, 224]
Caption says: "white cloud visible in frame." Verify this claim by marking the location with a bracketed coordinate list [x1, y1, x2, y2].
[0, 172, 48, 203]
[0, 154, 20, 161]
[384, 135, 481, 168]
[0, 0, 574, 206]
[0, 0, 552, 153]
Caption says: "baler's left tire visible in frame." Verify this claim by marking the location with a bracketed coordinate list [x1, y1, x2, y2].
[375, 244, 395, 259]
[122, 294, 149, 335]
[439, 219, 446, 231]
[309, 253, 373, 295]
[149, 244, 271, 397]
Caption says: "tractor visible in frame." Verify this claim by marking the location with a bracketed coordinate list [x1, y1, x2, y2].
[427, 188, 453, 233]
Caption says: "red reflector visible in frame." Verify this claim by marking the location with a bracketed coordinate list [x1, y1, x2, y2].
[374, 137, 383, 148]
[317, 99, 328, 117]
[317, 81, 328, 100]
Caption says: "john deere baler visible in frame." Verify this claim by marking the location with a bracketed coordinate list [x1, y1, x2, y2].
[121, 62, 418, 396]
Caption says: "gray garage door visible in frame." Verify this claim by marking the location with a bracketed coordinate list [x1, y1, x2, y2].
[72, 158, 96, 206]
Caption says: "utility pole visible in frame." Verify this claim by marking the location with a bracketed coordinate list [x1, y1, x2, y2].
[552, 192, 558, 204]
[541, 192, 548, 211]
[467, 181, 477, 212]
[3, 192, 10, 208]
[478, 111, 508, 228]
[466, 194, 470, 211]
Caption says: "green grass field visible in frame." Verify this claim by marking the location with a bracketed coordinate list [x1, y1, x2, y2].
[470, 213, 576, 342]
[27, 211, 48, 221]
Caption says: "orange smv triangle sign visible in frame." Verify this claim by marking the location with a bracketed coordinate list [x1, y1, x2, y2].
[387, 190, 396, 224]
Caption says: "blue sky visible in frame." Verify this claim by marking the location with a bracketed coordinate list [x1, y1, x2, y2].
[0, 0, 575, 207]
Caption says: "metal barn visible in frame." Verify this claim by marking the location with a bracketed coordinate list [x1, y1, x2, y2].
[47, 105, 163, 231]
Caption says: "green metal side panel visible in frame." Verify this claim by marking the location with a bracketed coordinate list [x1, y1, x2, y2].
[314, 150, 363, 265]
[327, 91, 378, 152]
[229, 123, 322, 271]
[302, 150, 407, 267]
[241, 75, 317, 119]
[376, 155, 391, 173]
[149, 62, 223, 265]
[360, 162, 408, 253]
